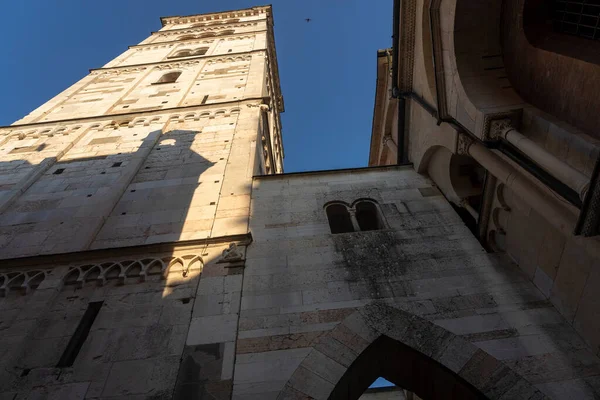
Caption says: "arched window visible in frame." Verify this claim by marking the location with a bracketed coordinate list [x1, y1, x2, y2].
[169, 49, 193, 58]
[178, 35, 196, 41]
[325, 203, 354, 234]
[355, 201, 384, 231]
[193, 47, 209, 56]
[325, 200, 386, 234]
[154, 71, 181, 84]
[198, 32, 216, 38]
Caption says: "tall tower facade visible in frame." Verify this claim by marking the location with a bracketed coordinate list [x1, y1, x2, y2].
[0, 6, 283, 398]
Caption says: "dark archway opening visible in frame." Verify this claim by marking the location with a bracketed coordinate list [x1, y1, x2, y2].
[329, 336, 487, 400]
[355, 201, 382, 231]
[325, 204, 354, 234]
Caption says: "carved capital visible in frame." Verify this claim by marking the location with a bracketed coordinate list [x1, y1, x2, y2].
[489, 118, 513, 140]
[457, 134, 475, 156]
[482, 109, 523, 140]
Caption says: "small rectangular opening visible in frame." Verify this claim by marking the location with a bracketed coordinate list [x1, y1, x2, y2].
[112, 162, 122, 168]
[201, 95, 209, 105]
[53, 168, 65, 175]
[56, 301, 103, 368]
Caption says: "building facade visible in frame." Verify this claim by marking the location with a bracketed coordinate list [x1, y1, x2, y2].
[0, 3, 599, 400]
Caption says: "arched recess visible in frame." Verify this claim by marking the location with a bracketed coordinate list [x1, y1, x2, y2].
[419, 146, 484, 205]
[503, 0, 600, 138]
[281, 302, 546, 399]
[435, 0, 527, 136]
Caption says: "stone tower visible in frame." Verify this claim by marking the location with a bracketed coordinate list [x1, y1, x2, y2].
[0, 6, 283, 398]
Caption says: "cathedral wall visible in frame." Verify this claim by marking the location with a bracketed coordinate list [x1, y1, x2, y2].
[234, 166, 600, 399]
[0, 104, 262, 259]
[0, 241, 245, 399]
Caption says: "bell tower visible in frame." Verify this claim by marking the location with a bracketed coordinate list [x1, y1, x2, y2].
[0, 7, 284, 398]
[0, 5, 284, 258]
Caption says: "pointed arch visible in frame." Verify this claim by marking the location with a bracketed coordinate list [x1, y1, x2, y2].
[281, 302, 546, 400]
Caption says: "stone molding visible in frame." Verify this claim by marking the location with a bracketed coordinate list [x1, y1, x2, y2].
[131, 34, 256, 52]
[2, 98, 267, 137]
[91, 49, 262, 74]
[280, 301, 548, 399]
[62, 255, 202, 288]
[0, 269, 50, 296]
[1, 105, 245, 141]
[154, 23, 260, 38]
[161, 8, 267, 26]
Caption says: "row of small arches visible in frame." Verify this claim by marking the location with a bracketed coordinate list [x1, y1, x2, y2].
[0, 270, 49, 296]
[188, 18, 240, 28]
[163, 22, 255, 36]
[63, 256, 202, 288]
[168, 108, 241, 122]
[9, 125, 82, 141]
[178, 30, 235, 42]
[206, 55, 252, 64]
[7, 107, 244, 136]
[169, 47, 208, 59]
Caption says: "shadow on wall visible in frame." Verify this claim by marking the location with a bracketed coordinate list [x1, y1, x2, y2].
[503, 0, 600, 138]
[0, 122, 251, 398]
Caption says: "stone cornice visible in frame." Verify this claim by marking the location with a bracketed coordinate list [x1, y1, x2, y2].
[129, 32, 261, 50]
[0, 233, 253, 269]
[160, 6, 270, 26]
[90, 48, 264, 73]
[2, 97, 270, 131]
[150, 21, 264, 37]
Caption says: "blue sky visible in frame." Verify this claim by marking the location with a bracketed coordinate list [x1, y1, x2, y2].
[0, 0, 392, 173]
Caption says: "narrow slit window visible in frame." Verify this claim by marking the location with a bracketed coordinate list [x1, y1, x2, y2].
[355, 201, 383, 231]
[56, 301, 103, 368]
[201, 95, 209, 104]
[325, 204, 354, 234]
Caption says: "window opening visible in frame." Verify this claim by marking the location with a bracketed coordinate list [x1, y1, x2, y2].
[53, 168, 65, 175]
[154, 71, 182, 85]
[325, 204, 355, 234]
[201, 95, 209, 104]
[56, 301, 103, 368]
[355, 201, 382, 231]
[553, 0, 600, 40]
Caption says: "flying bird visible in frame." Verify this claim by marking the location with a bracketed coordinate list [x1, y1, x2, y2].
[305, 18, 311, 23]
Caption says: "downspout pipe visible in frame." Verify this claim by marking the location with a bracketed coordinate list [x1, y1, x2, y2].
[391, 0, 408, 165]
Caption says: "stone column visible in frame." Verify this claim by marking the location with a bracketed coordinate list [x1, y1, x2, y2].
[490, 119, 590, 200]
[457, 134, 577, 235]
[347, 208, 362, 232]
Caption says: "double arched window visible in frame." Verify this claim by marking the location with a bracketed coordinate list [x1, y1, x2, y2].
[324, 199, 386, 234]
[168, 47, 209, 59]
[154, 71, 182, 84]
